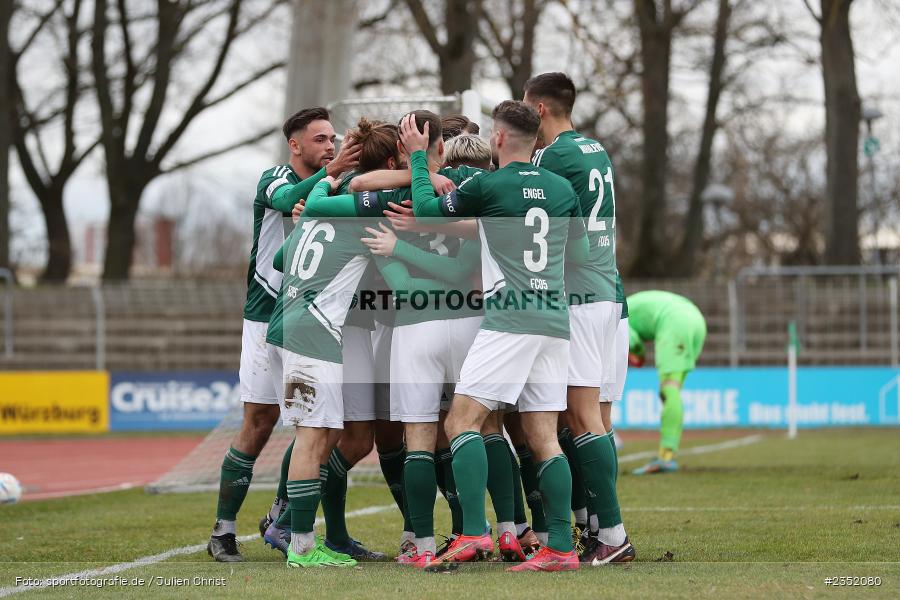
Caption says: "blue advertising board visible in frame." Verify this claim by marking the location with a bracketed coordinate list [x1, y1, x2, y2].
[107, 367, 900, 431]
[612, 367, 900, 429]
[109, 372, 241, 431]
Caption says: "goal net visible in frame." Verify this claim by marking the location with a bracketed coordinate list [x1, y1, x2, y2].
[148, 91, 495, 494]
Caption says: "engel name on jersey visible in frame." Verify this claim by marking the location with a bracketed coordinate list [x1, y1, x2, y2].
[432, 160, 584, 340]
[244, 165, 299, 323]
[533, 130, 619, 304]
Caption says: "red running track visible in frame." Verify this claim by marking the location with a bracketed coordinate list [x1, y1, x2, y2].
[0, 437, 202, 501]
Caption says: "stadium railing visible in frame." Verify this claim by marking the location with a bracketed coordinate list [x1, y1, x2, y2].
[729, 265, 900, 367]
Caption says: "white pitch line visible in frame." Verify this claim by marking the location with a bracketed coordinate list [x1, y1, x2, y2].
[24, 483, 138, 502]
[624, 505, 900, 513]
[0, 503, 397, 598]
[617, 434, 765, 464]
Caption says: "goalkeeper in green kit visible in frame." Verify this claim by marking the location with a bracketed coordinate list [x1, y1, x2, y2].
[626, 291, 707, 475]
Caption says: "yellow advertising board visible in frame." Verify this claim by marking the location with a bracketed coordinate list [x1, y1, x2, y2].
[0, 372, 109, 434]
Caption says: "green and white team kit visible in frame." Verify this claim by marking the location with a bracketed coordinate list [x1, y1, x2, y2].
[409, 149, 587, 412]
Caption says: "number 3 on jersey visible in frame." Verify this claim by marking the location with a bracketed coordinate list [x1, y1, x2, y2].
[290, 220, 335, 280]
[524, 207, 549, 272]
[587, 167, 615, 232]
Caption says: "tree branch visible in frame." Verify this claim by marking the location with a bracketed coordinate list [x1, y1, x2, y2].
[802, 0, 822, 23]
[403, 0, 444, 57]
[162, 126, 278, 173]
[202, 60, 284, 111]
[12, 0, 64, 57]
[151, 0, 242, 167]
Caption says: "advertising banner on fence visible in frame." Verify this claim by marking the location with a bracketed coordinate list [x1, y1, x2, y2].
[108, 372, 241, 431]
[0, 372, 109, 434]
[614, 367, 900, 429]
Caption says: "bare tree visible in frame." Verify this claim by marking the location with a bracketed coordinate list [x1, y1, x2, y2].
[670, 0, 731, 276]
[805, 0, 861, 264]
[91, 0, 286, 280]
[403, 0, 480, 94]
[630, 0, 702, 277]
[0, 0, 13, 272]
[478, 0, 548, 98]
[8, 0, 99, 282]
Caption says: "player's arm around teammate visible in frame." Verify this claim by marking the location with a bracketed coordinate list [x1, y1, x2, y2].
[402, 103, 583, 571]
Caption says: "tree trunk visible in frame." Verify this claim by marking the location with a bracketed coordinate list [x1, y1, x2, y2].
[630, 6, 672, 277]
[820, 0, 860, 265]
[438, 0, 477, 94]
[671, 0, 731, 276]
[0, 0, 13, 271]
[38, 187, 72, 282]
[102, 181, 141, 281]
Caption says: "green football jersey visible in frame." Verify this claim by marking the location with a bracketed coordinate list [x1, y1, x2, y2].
[627, 290, 706, 373]
[267, 180, 392, 362]
[305, 181, 476, 327]
[533, 130, 617, 304]
[411, 151, 585, 340]
[243, 165, 300, 322]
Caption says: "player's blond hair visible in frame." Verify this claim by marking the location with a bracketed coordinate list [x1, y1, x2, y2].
[443, 134, 492, 169]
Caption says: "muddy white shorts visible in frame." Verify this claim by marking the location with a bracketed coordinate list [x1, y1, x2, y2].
[267, 344, 344, 429]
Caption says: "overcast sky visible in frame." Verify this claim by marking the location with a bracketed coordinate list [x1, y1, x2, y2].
[8, 0, 899, 267]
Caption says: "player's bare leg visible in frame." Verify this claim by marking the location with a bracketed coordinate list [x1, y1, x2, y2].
[480, 412, 525, 560]
[209, 402, 280, 562]
[426, 395, 494, 569]
[396, 422, 439, 567]
[507, 410, 579, 572]
[284, 425, 355, 567]
[505, 410, 545, 548]
[374, 418, 411, 549]
[435, 410, 463, 555]
[567, 386, 633, 565]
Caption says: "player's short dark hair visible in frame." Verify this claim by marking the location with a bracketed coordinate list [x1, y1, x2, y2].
[402, 110, 442, 148]
[282, 107, 330, 140]
[491, 100, 541, 138]
[350, 117, 400, 172]
[441, 114, 480, 140]
[523, 72, 577, 117]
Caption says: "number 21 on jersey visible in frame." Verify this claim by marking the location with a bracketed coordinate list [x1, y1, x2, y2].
[587, 166, 615, 236]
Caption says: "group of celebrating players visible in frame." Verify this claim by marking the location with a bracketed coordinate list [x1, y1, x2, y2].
[206, 71, 690, 572]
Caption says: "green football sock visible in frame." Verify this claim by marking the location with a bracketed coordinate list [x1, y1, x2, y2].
[537, 454, 573, 552]
[323, 448, 351, 545]
[437, 447, 463, 533]
[516, 445, 546, 532]
[272, 441, 295, 528]
[404, 451, 437, 538]
[574, 432, 621, 528]
[607, 429, 618, 482]
[215, 447, 256, 521]
[379, 446, 410, 530]
[558, 428, 587, 515]
[507, 444, 527, 525]
[286, 479, 320, 534]
[450, 431, 488, 537]
[660, 379, 685, 454]
[483, 433, 515, 525]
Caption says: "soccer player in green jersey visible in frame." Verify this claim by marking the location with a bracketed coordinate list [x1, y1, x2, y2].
[208, 107, 360, 563]
[524, 72, 634, 565]
[403, 101, 589, 572]
[627, 290, 707, 475]
[305, 112, 487, 567]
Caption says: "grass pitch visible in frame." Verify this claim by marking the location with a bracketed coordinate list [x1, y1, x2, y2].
[1, 429, 898, 599]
